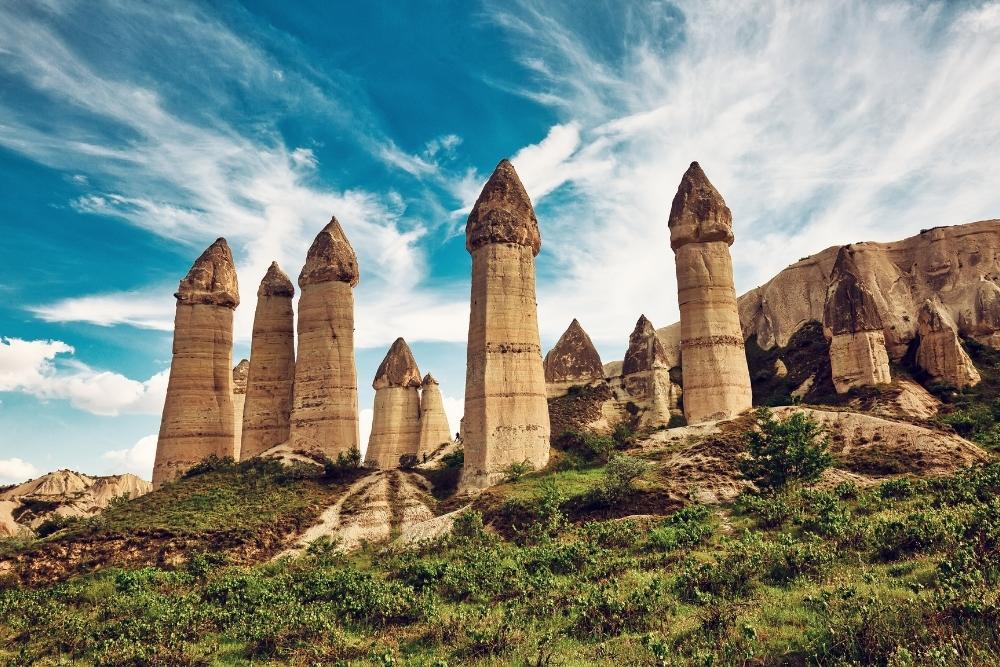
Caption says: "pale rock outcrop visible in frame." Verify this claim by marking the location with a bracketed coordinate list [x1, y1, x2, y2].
[418, 373, 453, 458]
[668, 162, 752, 423]
[544, 319, 605, 398]
[240, 262, 296, 459]
[461, 159, 550, 489]
[288, 218, 361, 459]
[916, 299, 981, 388]
[622, 314, 678, 428]
[232, 359, 249, 456]
[823, 245, 892, 393]
[365, 338, 423, 469]
[153, 238, 240, 487]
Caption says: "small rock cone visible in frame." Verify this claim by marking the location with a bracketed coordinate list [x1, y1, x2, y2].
[417, 373, 453, 458]
[621, 314, 678, 427]
[544, 318, 604, 398]
[240, 262, 296, 459]
[365, 338, 423, 469]
[153, 238, 240, 487]
[232, 359, 249, 456]
[462, 159, 550, 489]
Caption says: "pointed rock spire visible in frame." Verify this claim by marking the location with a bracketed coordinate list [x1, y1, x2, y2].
[668, 162, 734, 250]
[258, 261, 294, 297]
[623, 315, 669, 375]
[544, 318, 604, 383]
[175, 237, 240, 307]
[373, 337, 422, 390]
[916, 299, 981, 388]
[824, 245, 883, 335]
[466, 159, 541, 256]
[421, 373, 438, 386]
[299, 216, 360, 287]
[232, 359, 250, 394]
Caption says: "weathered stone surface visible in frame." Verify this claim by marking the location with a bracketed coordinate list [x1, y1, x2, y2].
[418, 374, 453, 457]
[620, 315, 678, 428]
[916, 299, 981, 389]
[824, 246, 892, 393]
[232, 359, 249, 456]
[366, 339, 423, 469]
[462, 160, 550, 489]
[669, 163, 752, 423]
[241, 263, 296, 460]
[623, 315, 669, 375]
[153, 238, 240, 488]
[465, 159, 542, 255]
[544, 319, 605, 398]
[288, 220, 360, 458]
[736, 220, 1000, 358]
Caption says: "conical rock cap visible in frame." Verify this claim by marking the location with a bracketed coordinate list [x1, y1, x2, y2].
[373, 337, 422, 389]
[544, 318, 604, 383]
[176, 237, 240, 307]
[668, 162, 734, 250]
[232, 359, 249, 394]
[258, 261, 294, 297]
[623, 314, 670, 374]
[299, 217, 360, 287]
[466, 159, 541, 255]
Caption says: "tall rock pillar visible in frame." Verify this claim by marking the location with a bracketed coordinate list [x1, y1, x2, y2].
[668, 162, 752, 423]
[461, 159, 550, 489]
[418, 373, 453, 458]
[240, 262, 296, 459]
[288, 218, 360, 458]
[823, 245, 892, 393]
[365, 338, 422, 469]
[153, 238, 240, 488]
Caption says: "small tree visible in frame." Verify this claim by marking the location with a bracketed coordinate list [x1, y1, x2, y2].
[739, 407, 832, 491]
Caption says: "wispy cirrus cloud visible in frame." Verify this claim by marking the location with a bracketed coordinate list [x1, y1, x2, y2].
[482, 0, 1000, 355]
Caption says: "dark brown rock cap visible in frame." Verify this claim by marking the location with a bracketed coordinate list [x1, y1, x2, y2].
[175, 237, 240, 308]
[299, 217, 360, 288]
[823, 245, 884, 335]
[623, 314, 669, 374]
[233, 359, 249, 394]
[544, 318, 605, 383]
[373, 337, 422, 389]
[258, 261, 295, 298]
[466, 159, 542, 256]
[668, 162, 734, 251]
[421, 373, 439, 386]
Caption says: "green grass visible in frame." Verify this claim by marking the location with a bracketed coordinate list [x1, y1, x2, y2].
[3, 459, 1000, 665]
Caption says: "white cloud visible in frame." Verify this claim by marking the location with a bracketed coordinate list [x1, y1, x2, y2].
[0, 338, 167, 416]
[485, 0, 1000, 353]
[101, 434, 157, 480]
[0, 458, 41, 485]
[29, 290, 175, 331]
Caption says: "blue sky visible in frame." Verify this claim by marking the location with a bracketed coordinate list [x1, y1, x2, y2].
[1, 0, 999, 483]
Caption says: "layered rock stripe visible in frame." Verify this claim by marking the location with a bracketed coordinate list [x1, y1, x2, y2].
[462, 159, 550, 489]
[823, 245, 892, 393]
[418, 373, 453, 458]
[288, 218, 361, 459]
[543, 318, 605, 398]
[240, 262, 296, 459]
[153, 238, 240, 488]
[916, 299, 981, 389]
[365, 338, 423, 469]
[668, 162, 752, 423]
[622, 314, 678, 427]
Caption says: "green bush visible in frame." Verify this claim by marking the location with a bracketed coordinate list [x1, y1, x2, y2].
[646, 505, 713, 552]
[601, 455, 649, 501]
[739, 408, 833, 490]
[324, 447, 362, 480]
[569, 579, 666, 639]
[502, 460, 535, 483]
[553, 430, 617, 464]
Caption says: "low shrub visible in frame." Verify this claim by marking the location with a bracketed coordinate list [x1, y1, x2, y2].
[739, 408, 833, 490]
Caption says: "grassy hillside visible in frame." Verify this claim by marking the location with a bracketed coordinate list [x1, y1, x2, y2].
[2, 435, 999, 665]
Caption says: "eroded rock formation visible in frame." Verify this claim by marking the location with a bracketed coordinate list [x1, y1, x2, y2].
[461, 159, 550, 489]
[232, 359, 249, 456]
[823, 245, 892, 393]
[621, 314, 678, 428]
[288, 218, 360, 459]
[544, 319, 605, 398]
[668, 162, 752, 423]
[240, 262, 296, 460]
[418, 373, 453, 458]
[153, 238, 240, 488]
[365, 338, 423, 469]
[916, 299, 981, 389]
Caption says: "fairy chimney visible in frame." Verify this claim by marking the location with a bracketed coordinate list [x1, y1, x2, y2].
[240, 262, 296, 459]
[622, 314, 678, 428]
[668, 162, 752, 423]
[288, 218, 361, 458]
[232, 359, 249, 456]
[461, 159, 550, 489]
[153, 238, 240, 487]
[365, 338, 423, 469]
[543, 319, 605, 398]
[417, 373, 453, 458]
[823, 245, 892, 393]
